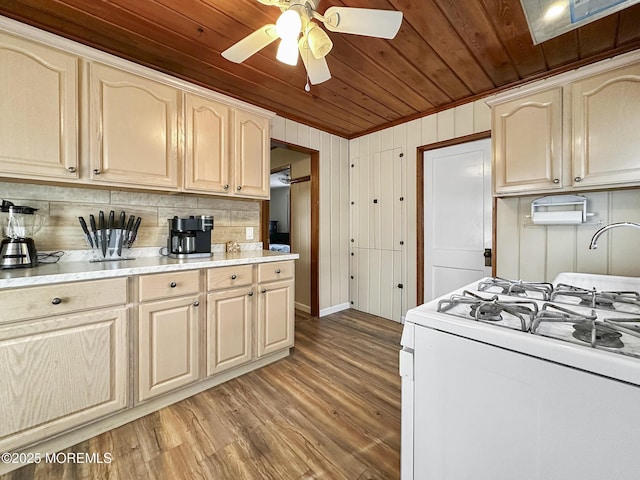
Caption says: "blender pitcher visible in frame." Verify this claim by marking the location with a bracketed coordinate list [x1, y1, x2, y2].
[6, 205, 46, 238]
[0, 200, 46, 269]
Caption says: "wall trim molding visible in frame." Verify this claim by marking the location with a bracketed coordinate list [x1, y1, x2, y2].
[294, 302, 311, 314]
[319, 303, 350, 317]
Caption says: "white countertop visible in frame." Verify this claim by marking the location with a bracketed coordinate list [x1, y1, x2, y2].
[0, 250, 299, 288]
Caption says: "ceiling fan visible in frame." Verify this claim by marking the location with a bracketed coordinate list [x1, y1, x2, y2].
[221, 0, 403, 88]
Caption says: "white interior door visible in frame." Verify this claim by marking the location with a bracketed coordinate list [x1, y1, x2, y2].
[424, 138, 492, 301]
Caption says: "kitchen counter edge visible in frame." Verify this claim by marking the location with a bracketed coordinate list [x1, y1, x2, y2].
[0, 250, 299, 289]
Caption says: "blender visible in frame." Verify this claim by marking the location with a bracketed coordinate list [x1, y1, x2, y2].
[1, 200, 46, 268]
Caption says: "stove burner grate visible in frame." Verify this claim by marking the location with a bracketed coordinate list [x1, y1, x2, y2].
[551, 284, 640, 312]
[477, 277, 553, 300]
[572, 322, 624, 349]
[437, 290, 538, 331]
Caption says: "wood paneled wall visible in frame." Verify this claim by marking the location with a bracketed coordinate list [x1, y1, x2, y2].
[271, 117, 350, 316]
[0, 181, 260, 251]
[349, 100, 492, 321]
[497, 190, 640, 281]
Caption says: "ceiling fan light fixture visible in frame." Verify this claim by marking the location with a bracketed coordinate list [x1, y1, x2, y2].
[277, 37, 299, 65]
[306, 22, 333, 59]
[276, 8, 302, 40]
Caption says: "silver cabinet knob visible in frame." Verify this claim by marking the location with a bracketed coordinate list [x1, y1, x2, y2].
[237, 185, 242, 191]
[170, 282, 177, 288]
[223, 184, 229, 190]
[261, 288, 267, 293]
[275, 269, 281, 274]
[574, 176, 582, 182]
[553, 178, 560, 184]
[231, 274, 237, 280]
[67, 167, 77, 173]
[93, 168, 101, 175]
[51, 297, 63, 305]
[248, 291, 254, 296]
[193, 301, 199, 307]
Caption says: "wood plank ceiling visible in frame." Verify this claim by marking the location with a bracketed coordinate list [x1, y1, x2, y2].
[1, 0, 640, 138]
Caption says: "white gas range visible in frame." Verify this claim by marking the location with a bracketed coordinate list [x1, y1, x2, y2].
[400, 273, 640, 480]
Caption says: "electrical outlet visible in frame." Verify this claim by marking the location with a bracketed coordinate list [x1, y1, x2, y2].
[246, 227, 254, 240]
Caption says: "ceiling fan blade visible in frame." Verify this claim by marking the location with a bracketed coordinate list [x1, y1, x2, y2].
[299, 38, 331, 85]
[221, 24, 278, 63]
[321, 7, 403, 39]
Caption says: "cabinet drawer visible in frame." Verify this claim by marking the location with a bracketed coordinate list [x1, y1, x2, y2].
[0, 277, 127, 324]
[257, 261, 294, 283]
[139, 270, 200, 302]
[207, 265, 253, 291]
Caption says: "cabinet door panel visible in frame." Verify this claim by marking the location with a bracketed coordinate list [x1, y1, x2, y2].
[573, 64, 640, 187]
[0, 32, 78, 180]
[493, 88, 563, 194]
[138, 296, 200, 402]
[89, 62, 179, 189]
[0, 308, 128, 452]
[257, 279, 294, 357]
[206, 288, 253, 375]
[184, 93, 231, 193]
[234, 110, 269, 198]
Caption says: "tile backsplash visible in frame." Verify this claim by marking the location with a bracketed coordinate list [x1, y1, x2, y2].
[0, 181, 261, 252]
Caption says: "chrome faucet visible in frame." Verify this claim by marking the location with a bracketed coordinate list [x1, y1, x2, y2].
[589, 222, 640, 249]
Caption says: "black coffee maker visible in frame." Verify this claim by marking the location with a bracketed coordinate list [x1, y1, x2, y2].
[167, 215, 213, 258]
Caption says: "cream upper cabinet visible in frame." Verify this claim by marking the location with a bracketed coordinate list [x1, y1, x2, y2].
[492, 87, 564, 194]
[88, 62, 180, 190]
[0, 31, 79, 181]
[184, 93, 231, 194]
[234, 109, 270, 199]
[572, 63, 640, 188]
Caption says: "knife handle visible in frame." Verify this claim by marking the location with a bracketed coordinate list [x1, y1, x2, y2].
[78, 216, 89, 235]
[89, 214, 97, 233]
[118, 211, 126, 229]
[107, 210, 114, 230]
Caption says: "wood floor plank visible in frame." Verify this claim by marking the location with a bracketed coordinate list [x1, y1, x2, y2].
[1, 309, 403, 480]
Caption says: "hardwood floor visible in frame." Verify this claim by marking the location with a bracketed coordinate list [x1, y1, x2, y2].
[3, 309, 403, 480]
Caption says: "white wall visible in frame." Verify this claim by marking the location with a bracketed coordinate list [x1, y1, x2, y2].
[497, 190, 640, 280]
[271, 117, 350, 316]
[349, 100, 492, 321]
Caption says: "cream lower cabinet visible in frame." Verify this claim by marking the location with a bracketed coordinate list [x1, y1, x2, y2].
[0, 31, 79, 181]
[206, 287, 253, 375]
[88, 62, 180, 190]
[257, 261, 295, 357]
[206, 265, 254, 375]
[0, 278, 128, 453]
[137, 271, 201, 403]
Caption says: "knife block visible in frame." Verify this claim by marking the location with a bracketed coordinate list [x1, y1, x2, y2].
[86, 228, 135, 262]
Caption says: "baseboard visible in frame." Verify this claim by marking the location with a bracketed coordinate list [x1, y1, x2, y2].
[319, 303, 350, 317]
[294, 302, 311, 313]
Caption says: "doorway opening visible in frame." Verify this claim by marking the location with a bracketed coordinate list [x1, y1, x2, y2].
[262, 140, 320, 317]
